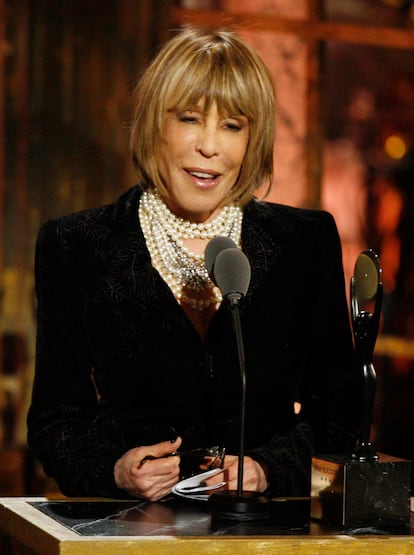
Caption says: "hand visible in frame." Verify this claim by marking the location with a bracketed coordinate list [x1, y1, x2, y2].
[203, 455, 268, 493]
[114, 437, 182, 501]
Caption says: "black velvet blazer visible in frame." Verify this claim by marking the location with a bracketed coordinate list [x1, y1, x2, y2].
[27, 186, 358, 498]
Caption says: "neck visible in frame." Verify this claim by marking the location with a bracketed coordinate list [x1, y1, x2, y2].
[138, 189, 243, 312]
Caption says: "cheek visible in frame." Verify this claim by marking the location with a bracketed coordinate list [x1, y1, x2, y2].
[157, 147, 170, 180]
[157, 146, 179, 187]
[230, 143, 248, 171]
[165, 124, 195, 155]
[159, 132, 186, 172]
[232, 133, 249, 166]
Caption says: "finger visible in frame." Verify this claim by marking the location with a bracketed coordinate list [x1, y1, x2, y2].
[140, 437, 183, 463]
[199, 455, 219, 470]
[208, 457, 257, 491]
[144, 484, 175, 502]
[135, 456, 181, 480]
[132, 471, 180, 501]
[114, 446, 181, 497]
[202, 468, 228, 488]
[221, 454, 238, 469]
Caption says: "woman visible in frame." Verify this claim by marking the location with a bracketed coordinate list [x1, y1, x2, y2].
[27, 28, 358, 502]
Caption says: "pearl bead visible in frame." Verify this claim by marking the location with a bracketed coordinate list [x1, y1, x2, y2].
[138, 189, 242, 311]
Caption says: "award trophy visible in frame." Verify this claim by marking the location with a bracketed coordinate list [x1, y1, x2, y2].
[311, 250, 411, 529]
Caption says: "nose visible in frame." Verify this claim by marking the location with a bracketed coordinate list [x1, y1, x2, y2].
[196, 125, 218, 158]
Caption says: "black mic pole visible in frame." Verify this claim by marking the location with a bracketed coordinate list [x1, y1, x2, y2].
[227, 292, 246, 497]
[205, 240, 270, 520]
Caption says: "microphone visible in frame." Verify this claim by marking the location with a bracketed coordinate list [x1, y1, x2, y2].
[213, 248, 251, 304]
[205, 237, 251, 305]
[205, 238, 269, 520]
[205, 236, 237, 279]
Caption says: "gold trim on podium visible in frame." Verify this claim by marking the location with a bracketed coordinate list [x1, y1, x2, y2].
[1, 498, 414, 555]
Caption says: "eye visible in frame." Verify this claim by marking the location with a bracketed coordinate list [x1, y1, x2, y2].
[222, 117, 247, 132]
[224, 121, 242, 132]
[176, 111, 201, 124]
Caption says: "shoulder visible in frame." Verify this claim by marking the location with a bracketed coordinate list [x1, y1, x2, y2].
[37, 186, 141, 246]
[242, 199, 345, 290]
[244, 198, 338, 239]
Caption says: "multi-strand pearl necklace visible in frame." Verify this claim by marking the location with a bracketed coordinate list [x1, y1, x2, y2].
[139, 189, 243, 310]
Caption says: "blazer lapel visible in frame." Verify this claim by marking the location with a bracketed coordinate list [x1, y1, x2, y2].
[241, 199, 284, 303]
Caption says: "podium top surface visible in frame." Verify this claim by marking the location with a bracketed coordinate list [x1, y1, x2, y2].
[1, 497, 414, 555]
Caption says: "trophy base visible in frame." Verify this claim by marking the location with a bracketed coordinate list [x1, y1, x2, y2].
[311, 453, 411, 530]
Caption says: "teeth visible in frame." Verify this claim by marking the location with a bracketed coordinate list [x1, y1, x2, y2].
[190, 171, 216, 179]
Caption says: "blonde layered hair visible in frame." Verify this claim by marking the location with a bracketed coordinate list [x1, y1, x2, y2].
[130, 27, 275, 206]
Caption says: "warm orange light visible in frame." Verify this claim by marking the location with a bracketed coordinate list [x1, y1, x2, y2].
[384, 135, 407, 159]
[380, 0, 405, 8]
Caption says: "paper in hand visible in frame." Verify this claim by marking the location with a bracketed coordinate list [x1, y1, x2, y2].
[172, 467, 226, 501]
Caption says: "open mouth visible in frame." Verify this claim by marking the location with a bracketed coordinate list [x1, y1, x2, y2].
[186, 169, 221, 180]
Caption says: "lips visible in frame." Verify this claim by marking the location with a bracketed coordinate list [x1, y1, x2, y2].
[186, 168, 221, 180]
[189, 170, 217, 179]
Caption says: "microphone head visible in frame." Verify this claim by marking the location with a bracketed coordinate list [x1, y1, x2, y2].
[205, 236, 238, 281]
[214, 248, 251, 298]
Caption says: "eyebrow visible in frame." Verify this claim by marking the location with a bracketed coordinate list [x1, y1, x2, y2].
[173, 105, 204, 113]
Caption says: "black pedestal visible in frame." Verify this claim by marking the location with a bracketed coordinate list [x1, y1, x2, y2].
[311, 453, 411, 529]
[209, 490, 270, 521]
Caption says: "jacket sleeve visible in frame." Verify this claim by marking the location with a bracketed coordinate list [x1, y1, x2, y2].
[248, 209, 359, 497]
[27, 219, 127, 498]
[248, 417, 314, 497]
[299, 210, 360, 456]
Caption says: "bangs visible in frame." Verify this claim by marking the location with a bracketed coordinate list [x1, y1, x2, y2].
[161, 52, 254, 120]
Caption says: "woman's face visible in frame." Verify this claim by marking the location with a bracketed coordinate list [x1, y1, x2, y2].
[157, 101, 249, 223]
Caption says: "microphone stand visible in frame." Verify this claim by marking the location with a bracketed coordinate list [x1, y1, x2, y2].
[229, 293, 247, 497]
[208, 292, 270, 520]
